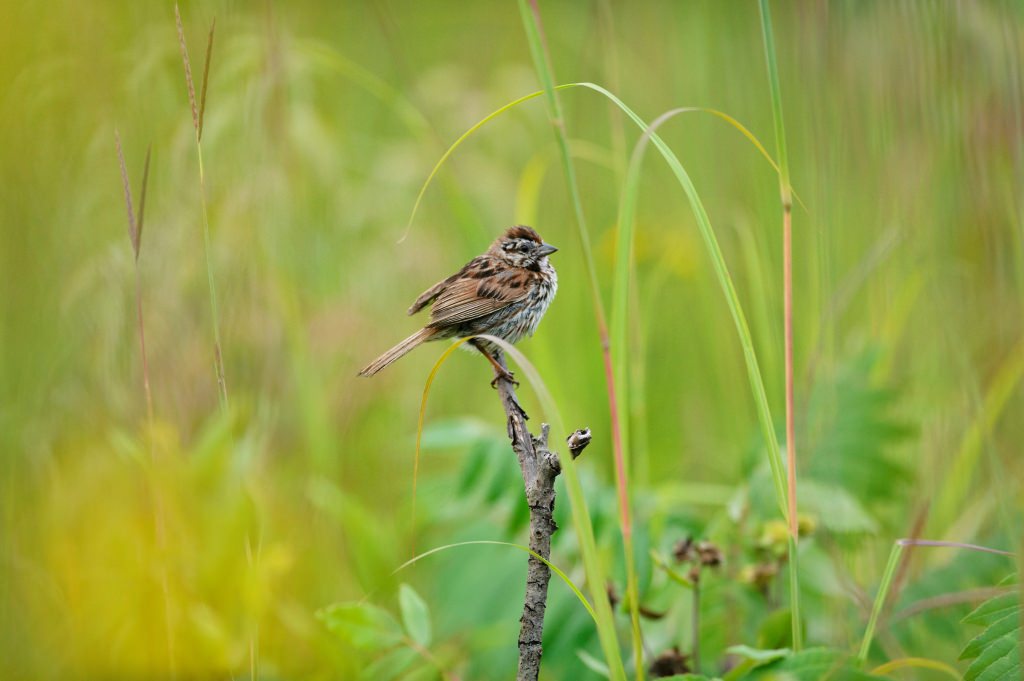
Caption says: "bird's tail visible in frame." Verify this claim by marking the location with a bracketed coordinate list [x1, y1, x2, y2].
[359, 328, 435, 377]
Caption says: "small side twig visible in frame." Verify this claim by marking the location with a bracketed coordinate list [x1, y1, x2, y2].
[491, 352, 589, 681]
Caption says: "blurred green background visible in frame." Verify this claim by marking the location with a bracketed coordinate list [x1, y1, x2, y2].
[2, 1, 1022, 679]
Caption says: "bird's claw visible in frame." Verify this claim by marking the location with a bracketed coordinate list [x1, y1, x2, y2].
[491, 368, 519, 389]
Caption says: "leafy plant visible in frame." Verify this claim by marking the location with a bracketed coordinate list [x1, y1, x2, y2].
[318, 583, 443, 681]
[959, 576, 1021, 681]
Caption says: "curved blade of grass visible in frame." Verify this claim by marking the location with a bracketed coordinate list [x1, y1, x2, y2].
[300, 41, 433, 139]
[858, 538, 1016, 663]
[407, 84, 797, 241]
[588, 81, 789, 519]
[402, 84, 569, 243]
[870, 657, 963, 679]
[393, 539, 596, 624]
[614, 107, 702, 677]
[411, 337, 474, 553]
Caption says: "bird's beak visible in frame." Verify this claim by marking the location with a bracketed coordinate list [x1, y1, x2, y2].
[536, 242, 558, 257]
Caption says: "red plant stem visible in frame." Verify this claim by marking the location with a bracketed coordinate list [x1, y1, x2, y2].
[783, 201, 797, 539]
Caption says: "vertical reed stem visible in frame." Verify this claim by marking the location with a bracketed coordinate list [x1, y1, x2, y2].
[759, 0, 801, 649]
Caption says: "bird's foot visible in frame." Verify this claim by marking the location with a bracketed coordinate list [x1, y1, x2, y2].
[490, 366, 519, 389]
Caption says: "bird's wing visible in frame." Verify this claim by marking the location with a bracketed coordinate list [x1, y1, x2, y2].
[407, 257, 485, 315]
[427, 265, 529, 328]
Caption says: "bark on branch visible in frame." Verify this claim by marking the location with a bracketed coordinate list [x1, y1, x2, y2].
[491, 351, 590, 681]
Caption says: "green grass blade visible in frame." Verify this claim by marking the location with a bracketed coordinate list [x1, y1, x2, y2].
[758, 0, 791, 197]
[858, 542, 904, 663]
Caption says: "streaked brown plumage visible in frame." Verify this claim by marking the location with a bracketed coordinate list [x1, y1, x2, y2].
[359, 226, 558, 380]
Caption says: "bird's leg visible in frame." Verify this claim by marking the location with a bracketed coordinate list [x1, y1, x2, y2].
[469, 339, 518, 388]
[473, 342, 530, 422]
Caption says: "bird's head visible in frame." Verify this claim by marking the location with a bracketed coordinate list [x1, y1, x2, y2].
[490, 225, 558, 269]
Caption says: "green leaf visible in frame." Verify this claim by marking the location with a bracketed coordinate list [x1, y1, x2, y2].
[959, 586, 1021, 681]
[724, 645, 790, 680]
[748, 647, 883, 680]
[801, 352, 913, 506]
[964, 634, 1019, 681]
[963, 593, 1020, 626]
[797, 481, 877, 534]
[756, 609, 794, 650]
[317, 602, 405, 651]
[398, 583, 432, 647]
[363, 646, 418, 681]
[960, 612, 1020, 661]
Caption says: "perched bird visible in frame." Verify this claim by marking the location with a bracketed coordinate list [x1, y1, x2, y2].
[359, 225, 558, 383]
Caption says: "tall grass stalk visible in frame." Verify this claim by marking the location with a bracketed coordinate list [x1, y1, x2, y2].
[758, 0, 802, 650]
[175, 5, 227, 409]
[115, 132, 175, 677]
[516, 1, 641, 676]
[175, 9, 245, 677]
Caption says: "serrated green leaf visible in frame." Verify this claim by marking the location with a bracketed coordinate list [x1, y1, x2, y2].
[960, 612, 1021, 660]
[960, 586, 1021, 681]
[748, 647, 882, 680]
[963, 634, 1019, 681]
[317, 602, 404, 651]
[398, 583, 432, 647]
[963, 594, 1020, 627]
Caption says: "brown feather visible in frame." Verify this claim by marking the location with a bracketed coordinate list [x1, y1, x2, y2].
[427, 263, 528, 327]
[407, 258, 484, 315]
[503, 225, 542, 243]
